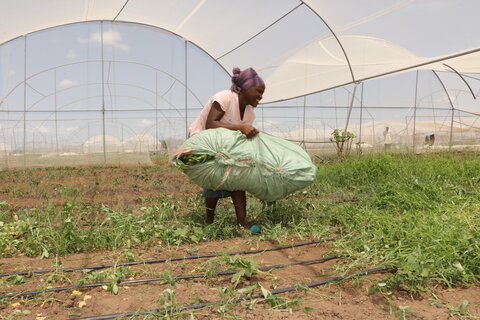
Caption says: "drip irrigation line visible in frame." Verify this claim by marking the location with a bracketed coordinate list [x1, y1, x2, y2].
[0, 237, 338, 278]
[70, 265, 397, 320]
[0, 256, 338, 299]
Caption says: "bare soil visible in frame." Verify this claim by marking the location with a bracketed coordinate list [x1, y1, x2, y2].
[0, 165, 479, 319]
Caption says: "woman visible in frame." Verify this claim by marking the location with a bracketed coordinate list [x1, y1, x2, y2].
[189, 67, 265, 228]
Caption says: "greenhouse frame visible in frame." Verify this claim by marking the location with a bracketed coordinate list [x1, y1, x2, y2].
[1, 0, 480, 167]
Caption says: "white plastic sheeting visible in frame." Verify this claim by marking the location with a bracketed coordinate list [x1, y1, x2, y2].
[1, 0, 480, 103]
[1, 0, 480, 168]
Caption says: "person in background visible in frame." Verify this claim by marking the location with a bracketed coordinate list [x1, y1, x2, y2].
[383, 126, 392, 151]
[424, 133, 435, 148]
[188, 67, 265, 228]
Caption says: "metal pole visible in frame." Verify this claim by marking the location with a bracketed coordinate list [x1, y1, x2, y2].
[449, 109, 454, 151]
[334, 89, 338, 128]
[412, 70, 419, 153]
[185, 40, 188, 139]
[101, 22, 107, 164]
[432, 70, 456, 152]
[2, 128, 8, 169]
[405, 116, 408, 146]
[341, 83, 357, 153]
[302, 95, 306, 149]
[343, 83, 357, 133]
[54, 70, 59, 156]
[11, 129, 17, 153]
[359, 82, 364, 150]
[23, 35, 27, 167]
[372, 119, 375, 148]
[155, 71, 159, 151]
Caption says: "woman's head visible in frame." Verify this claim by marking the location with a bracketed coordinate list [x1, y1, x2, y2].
[230, 67, 265, 93]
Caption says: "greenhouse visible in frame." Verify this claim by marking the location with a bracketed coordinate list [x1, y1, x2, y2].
[1, 2, 480, 319]
[1, 0, 480, 167]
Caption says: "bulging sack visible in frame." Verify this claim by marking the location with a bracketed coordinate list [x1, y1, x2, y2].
[173, 128, 316, 202]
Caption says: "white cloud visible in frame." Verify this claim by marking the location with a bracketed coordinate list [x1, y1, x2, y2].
[140, 119, 154, 127]
[58, 79, 79, 88]
[32, 126, 50, 134]
[58, 126, 78, 134]
[8, 71, 15, 77]
[28, 125, 78, 135]
[66, 49, 78, 59]
[77, 29, 129, 51]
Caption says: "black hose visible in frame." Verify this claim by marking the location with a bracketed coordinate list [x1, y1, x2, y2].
[70, 265, 397, 320]
[0, 237, 338, 278]
[0, 256, 338, 299]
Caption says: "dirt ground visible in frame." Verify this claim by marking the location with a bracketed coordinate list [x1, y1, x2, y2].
[0, 165, 479, 319]
[1, 238, 479, 320]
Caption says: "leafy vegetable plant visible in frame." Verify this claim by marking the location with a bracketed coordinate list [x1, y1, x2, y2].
[175, 154, 214, 171]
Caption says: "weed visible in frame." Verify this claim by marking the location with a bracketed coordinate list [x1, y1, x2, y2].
[107, 266, 132, 295]
[7, 275, 26, 285]
[0, 151, 478, 297]
[228, 255, 260, 288]
[157, 288, 177, 318]
[430, 296, 477, 319]
[394, 305, 413, 320]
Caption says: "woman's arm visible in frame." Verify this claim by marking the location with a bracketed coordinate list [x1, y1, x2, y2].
[205, 101, 259, 138]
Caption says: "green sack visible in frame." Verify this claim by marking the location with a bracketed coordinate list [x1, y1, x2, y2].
[173, 128, 316, 202]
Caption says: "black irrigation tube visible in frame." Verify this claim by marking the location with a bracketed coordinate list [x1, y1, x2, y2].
[70, 265, 398, 320]
[0, 255, 338, 299]
[0, 237, 338, 278]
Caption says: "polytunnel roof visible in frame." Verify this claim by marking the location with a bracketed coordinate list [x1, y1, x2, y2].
[1, 0, 480, 103]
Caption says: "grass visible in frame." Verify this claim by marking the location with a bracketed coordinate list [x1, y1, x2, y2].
[313, 152, 480, 291]
[0, 151, 479, 294]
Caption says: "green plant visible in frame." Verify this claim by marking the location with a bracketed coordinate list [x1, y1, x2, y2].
[1, 151, 479, 303]
[330, 129, 356, 158]
[107, 266, 131, 295]
[8, 275, 26, 285]
[228, 255, 261, 288]
[394, 305, 413, 320]
[77, 265, 132, 295]
[155, 288, 176, 317]
[175, 154, 214, 171]
[430, 297, 475, 318]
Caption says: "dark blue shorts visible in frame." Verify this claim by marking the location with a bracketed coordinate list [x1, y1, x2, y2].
[202, 189, 232, 198]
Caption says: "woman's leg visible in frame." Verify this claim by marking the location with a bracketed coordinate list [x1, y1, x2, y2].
[205, 197, 219, 225]
[231, 191, 247, 228]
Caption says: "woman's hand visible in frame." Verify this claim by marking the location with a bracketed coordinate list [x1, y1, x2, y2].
[241, 125, 259, 138]
[172, 148, 192, 158]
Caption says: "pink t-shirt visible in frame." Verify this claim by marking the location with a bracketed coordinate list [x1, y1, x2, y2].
[189, 90, 255, 135]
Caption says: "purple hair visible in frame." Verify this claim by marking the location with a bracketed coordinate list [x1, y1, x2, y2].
[230, 67, 264, 93]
